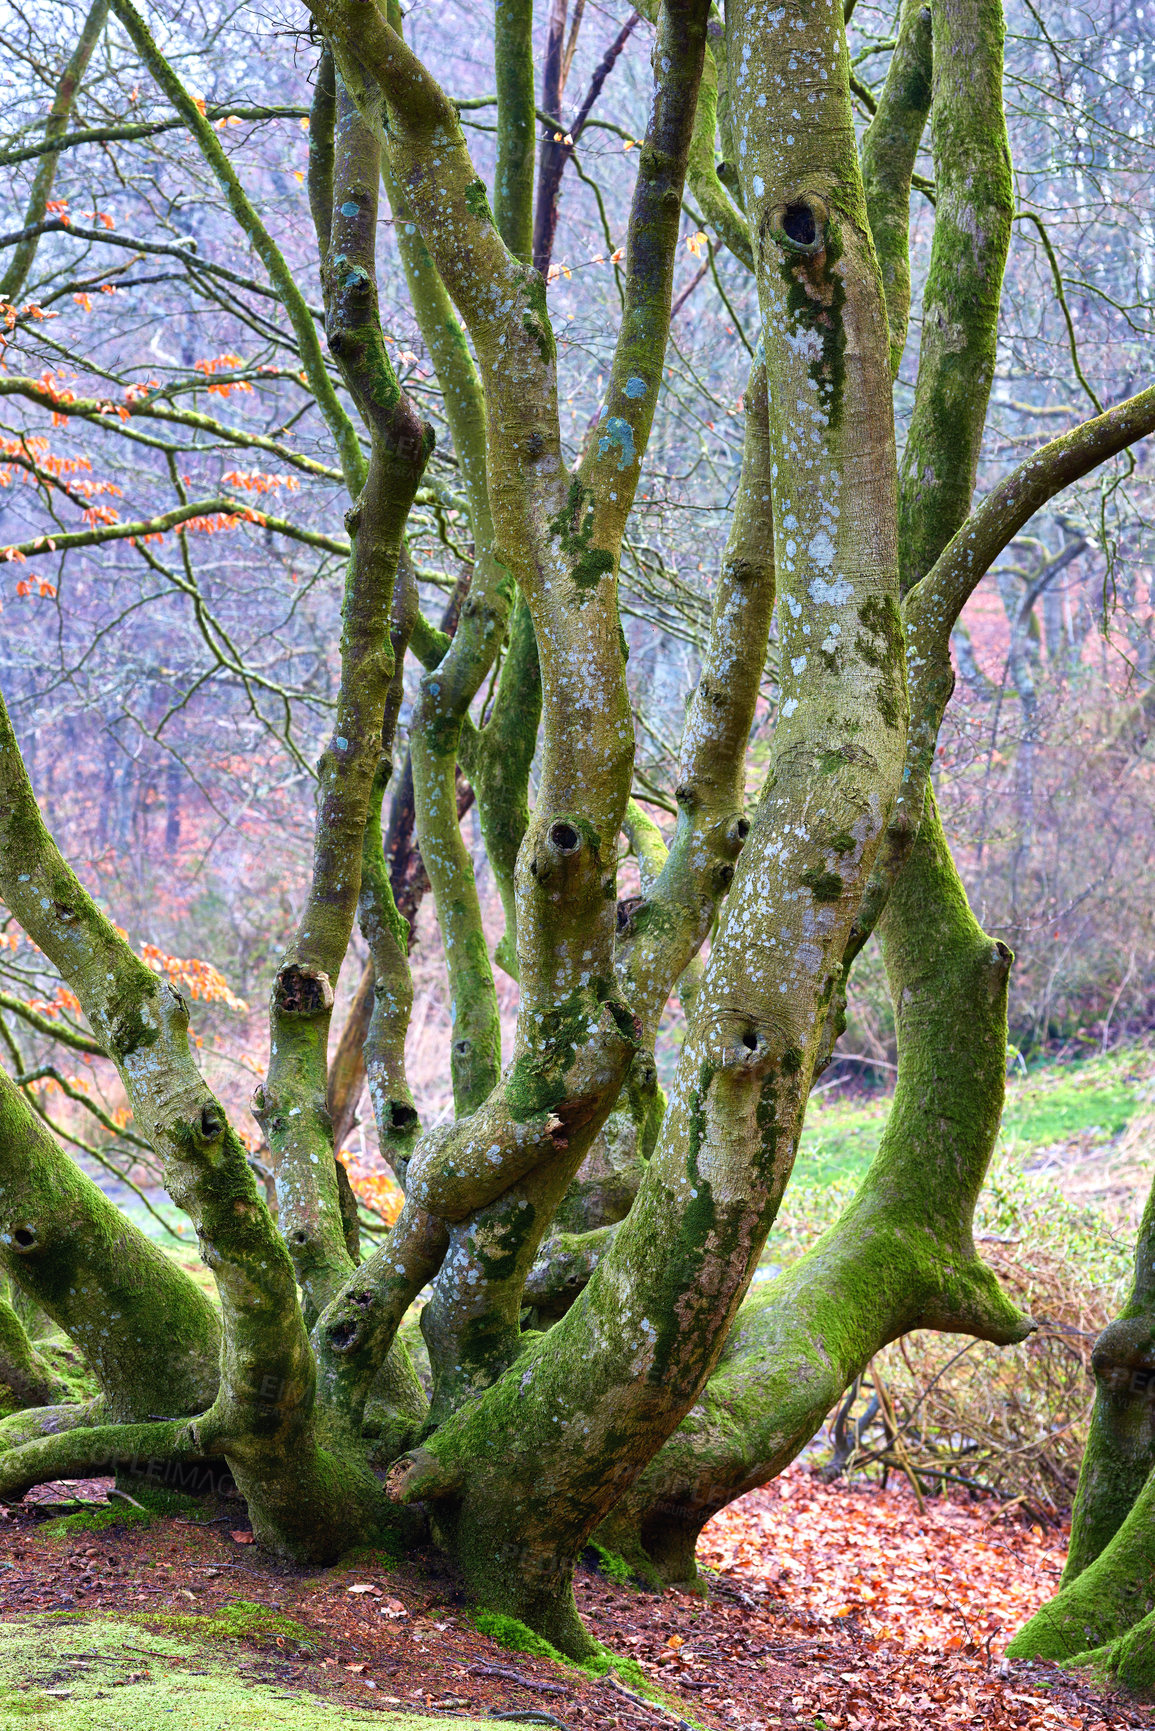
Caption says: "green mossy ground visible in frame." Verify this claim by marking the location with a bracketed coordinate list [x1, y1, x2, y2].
[0, 1614, 498, 1728]
[0, 1339, 97, 1422]
[39, 1488, 205, 1538]
[584, 1541, 635, 1587]
[139, 1598, 319, 1653]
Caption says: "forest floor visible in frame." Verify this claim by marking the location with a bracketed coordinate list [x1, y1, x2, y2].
[1, 1462, 1152, 1731]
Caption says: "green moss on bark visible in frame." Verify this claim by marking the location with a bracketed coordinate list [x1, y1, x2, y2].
[1008, 1462, 1155, 1662]
[0, 1072, 220, 1424]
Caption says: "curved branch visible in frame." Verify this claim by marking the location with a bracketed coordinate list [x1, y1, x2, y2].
[0, 496, 350, 564]
[0, 373, 345, 484]
[0, 990, 103, 1055]
[617, 345, 771, 1041]
[0, 105, 310, 169]
[906, 385, 1155, 670]
[108, 0, 366, 493]
[0, 1417, 197, 1502]
[860, 0, 933, 375]
[0, 0, 109, 303]
[253, 77, 432, 1316]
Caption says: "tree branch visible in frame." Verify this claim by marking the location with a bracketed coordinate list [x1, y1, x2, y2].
[107, 0, 366, 493]
[0, 0, 109, 303]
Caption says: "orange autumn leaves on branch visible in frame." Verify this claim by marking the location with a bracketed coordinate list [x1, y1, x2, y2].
[20, 984, 83, 1019]
[221, 469, 300, 494]
[2, 927, 248, 1019]
[137, 942, 249, 1013]
[195, 353, 253, 397]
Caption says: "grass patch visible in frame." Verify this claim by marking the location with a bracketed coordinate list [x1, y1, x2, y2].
[139, 1596, 319, 1654]
[1002, 1079, 1136, 1146]
[792, 1038, 1153, 1192]
[793, 1092, 890, 1186]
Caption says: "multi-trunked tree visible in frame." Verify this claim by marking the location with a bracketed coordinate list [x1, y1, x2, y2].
[1, 0, 1153, 1668]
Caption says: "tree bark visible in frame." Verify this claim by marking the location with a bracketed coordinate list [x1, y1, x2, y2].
[1007, 1170, 1155, 1676]
[381, 0, 907, 1651]
[595, 790, 1031, 1584]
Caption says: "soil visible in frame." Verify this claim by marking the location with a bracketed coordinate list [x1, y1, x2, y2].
[1, 1464, 1152, 1730]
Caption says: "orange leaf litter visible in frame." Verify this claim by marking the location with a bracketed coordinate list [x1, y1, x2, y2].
[701, 1463, 1066, 1655]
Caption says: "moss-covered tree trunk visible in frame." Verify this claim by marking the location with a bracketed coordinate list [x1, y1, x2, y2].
[596, 789, 1032, 1585]
[1007, 1172, 1155, 1691]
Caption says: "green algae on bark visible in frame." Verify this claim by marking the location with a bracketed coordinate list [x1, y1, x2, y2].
[0, 1067, 219, 1426]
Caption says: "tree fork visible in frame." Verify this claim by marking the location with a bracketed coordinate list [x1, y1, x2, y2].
[598, 790, 1032, 1583]
[411, 0, 715, 1421]
[384, 0, 906, 1648]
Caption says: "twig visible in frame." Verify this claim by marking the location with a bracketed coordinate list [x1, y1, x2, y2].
[947, 1598, 974, 1648]
[466, 1664, 569, 1697]
[488, 1715, 571, 1729]
[107, 1488, 146, 1510]
[599, 1670, 694, 1730]
[870, 1361, 926, 1513]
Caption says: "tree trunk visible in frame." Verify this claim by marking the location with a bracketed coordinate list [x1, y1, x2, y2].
[595, 791, 1031, 1585]
[0, 1067, 220, 1435]
[1007, 1169, 1155, 1682]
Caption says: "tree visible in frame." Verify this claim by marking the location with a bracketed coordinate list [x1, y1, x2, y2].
[1006, 1170, 1155, 1686]
[0, 0, 1152, 1668]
